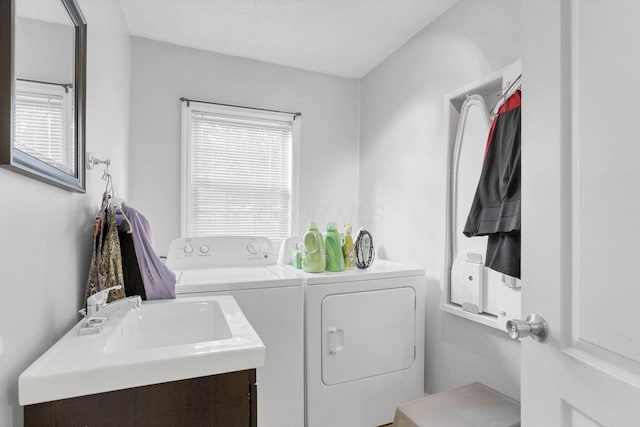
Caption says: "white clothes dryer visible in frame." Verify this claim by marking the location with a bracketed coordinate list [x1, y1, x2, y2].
[293, 260, 426, 427]
[167, 236, 304, 427]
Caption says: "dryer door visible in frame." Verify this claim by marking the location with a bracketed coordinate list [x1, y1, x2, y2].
[321, 287, 416, 385]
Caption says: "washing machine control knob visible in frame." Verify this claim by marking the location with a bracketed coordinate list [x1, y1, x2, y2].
[200, 245, 210, 254]
[183, 246, 194, 255]
[247, 243, 258, 254]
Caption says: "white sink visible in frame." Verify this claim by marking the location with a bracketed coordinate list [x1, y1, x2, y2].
[104, 299, 232, 352]
[19, 295, 265, 405]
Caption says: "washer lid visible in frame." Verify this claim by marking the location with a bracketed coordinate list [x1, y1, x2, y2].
[175, 265, 303, 294]
[292, 259, 425, 285]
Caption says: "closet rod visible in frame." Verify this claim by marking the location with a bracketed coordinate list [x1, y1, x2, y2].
[17, 78, 73, 93]
[490, 74, 521, 115]
[179, 97, 302, 119]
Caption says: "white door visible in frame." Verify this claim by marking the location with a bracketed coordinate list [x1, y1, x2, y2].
[521, 1, 640, 425]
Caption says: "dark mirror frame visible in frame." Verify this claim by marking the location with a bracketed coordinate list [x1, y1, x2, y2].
[0, 0, 86, 192]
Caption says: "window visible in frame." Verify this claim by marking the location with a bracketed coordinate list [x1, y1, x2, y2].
[14, 80, 75, 175]
[181, 102, 298, 249]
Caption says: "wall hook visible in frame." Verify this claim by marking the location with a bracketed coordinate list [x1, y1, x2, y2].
[86, 152, 111, 171]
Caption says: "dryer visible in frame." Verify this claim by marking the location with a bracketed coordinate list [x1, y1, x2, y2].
[297, 260, 426, 427]
[167, 236, 304, 427]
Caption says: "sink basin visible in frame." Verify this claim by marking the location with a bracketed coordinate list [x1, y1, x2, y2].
[105, 299, 232, 352]
[19, 295, 265, 405]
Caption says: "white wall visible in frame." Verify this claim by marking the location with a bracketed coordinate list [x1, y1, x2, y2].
[128, 37, 360, 255]
[0, 1, 130, 425]
[15, 18, 74, 83]
[359, 0, 522, 400]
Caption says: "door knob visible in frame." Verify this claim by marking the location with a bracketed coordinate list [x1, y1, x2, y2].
[506, 314, 548, 342]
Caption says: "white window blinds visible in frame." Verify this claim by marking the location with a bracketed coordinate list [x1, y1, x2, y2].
[182, 103, 295, 248]
[14, 82, 74, 175]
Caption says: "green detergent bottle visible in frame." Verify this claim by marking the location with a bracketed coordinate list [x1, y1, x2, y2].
[303, 222, 326, 273]
[324, 222, 345, 272]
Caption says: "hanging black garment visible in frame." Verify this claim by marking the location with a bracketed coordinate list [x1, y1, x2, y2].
[486, 232, 520, 278]
[463, 105, 521, 278]
[118, 229, 147, 300]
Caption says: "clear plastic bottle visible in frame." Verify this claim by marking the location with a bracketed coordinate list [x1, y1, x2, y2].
[342, 224, 355, 270]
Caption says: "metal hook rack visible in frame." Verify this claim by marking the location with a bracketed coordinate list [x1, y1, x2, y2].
[86, 151, 114, 196]
[86, 152, 111, 171]
[85, 152, 132, 232]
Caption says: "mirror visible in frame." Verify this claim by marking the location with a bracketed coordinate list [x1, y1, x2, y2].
[0, 0, 86, 192]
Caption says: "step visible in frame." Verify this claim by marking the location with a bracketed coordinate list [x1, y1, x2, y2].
[393, 382, 520, 427]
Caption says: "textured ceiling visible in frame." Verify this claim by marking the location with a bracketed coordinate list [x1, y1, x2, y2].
[119, 0, 458, 78]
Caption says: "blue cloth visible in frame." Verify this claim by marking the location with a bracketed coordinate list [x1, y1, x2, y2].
[122, 204, 176, 299]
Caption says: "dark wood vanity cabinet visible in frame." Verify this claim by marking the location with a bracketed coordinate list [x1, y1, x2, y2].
[24, 369, 257, 427]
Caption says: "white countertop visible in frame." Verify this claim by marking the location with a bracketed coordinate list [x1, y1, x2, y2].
[19, 295, 265, 405]
[286, 259, 425, 285]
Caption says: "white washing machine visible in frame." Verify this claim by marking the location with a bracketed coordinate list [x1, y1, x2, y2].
[295, 260, 426, 427]
[167, 236, 304, 427]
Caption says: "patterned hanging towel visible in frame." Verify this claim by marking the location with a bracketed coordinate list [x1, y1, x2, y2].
[84, 210, 108, 307]
[84, 208, 126, 307]
[101, 208, 126, 301]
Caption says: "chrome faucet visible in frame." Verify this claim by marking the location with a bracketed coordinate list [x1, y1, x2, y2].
[86, 285, 123, 316]
[95, 294, 142, 318]
[79, 286, 142, 336]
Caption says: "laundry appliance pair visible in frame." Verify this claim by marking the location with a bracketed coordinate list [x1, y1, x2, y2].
[167, 236, 425, 427]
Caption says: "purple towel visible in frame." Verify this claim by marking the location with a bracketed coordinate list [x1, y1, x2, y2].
[122, 204, 176, 299]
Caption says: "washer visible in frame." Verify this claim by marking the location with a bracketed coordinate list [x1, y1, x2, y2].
[167, 236, 304, 427]
[295, 260, 426, 427]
